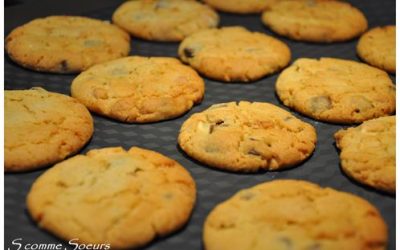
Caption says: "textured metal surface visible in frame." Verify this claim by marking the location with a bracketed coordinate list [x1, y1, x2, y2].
[4, 0, 396, 249]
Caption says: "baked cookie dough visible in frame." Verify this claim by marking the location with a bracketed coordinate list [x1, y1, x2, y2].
[357, 25, 396, 74]
[27, 146, 196, 249]
[71, 56, 204, 123]
[5, 16, 130, 73]
[335, 116, 395, 193]
[204, 179, 388, 250]
[5, 88, 93, 172]
[203, 0, 270, 14]
[178, 26, 291, 82]
[178, 101, 316, 172]
[261, 0, 368, 42]
[276, 58, 395, 124]
[112, 0, 219, 41]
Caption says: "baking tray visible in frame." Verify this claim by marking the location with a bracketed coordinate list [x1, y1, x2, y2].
[4, 0, 396, 249]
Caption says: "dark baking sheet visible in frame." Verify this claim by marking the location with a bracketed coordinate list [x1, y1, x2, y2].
[4, 1, 396, 249]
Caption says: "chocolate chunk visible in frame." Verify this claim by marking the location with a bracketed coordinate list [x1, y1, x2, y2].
[209, 120, 225, 134]
[184, 48, 195, 58]
[248, 149, 261, 156]
[127, 168, 143, 176]
[309, 96, 332, 114]
[215, 119, 224, 125]
[209, 125, 215, 134]
[60, 60, 69, 72]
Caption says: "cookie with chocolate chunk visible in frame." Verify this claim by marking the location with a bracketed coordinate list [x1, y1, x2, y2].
[112, 0, 219, 41]
[335, 116, 395, 193]
[178, 26, 291, 82]
[5, 16, 130, 73]
[71, 56, 204, 123]
[261, 0, 368, 42]
[204, 180, 388, 250]
[357, 25, 396, 74]
[27, 146, 196, 249]
[275, 58, 395, 124]
[178, 101, 316, 172]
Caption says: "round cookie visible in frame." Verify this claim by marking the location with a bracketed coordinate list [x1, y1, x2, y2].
[203, 0, 270, 14]
[112, 0, 219, 42]
[204, 180, 388, 250]
[5, 16, 130, 73]
[357, 25, 396, 74]
[27, 146, 196, 249]
[178, 26, 291, 82]
[71, 56, 204, 123]
[261, 0, 368, 42]
[5, 88, 93, 172]
[276, 58, 395, 124]
[178, 101, 316, 172]
[335, 116, 395, 193]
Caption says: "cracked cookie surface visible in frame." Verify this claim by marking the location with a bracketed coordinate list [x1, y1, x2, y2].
[204, 179, 388, 250]
[178, 26, 291, 82]
[5, 88, 93, 172]
[276, 58, 395, 124]
[261, 0, 367, 42]
[112, 0, 219, 42]
[178, 101, 316, 172]
[335, 116, 395, 193]
[5, 16, 130, 73]
[71, 56, 204, 123]
[357, 25, 396, 74]
[27, 146, 196, 249]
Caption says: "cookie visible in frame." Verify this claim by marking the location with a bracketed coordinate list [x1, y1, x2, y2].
[27, 146, 196, 249]
[204, 179, 388, 250]
[5, 88, 93, 172]
[5, 16, 130, 73]
[203, 0, 270, 14]
[71, 56, 204, 123]
[276, 58, 396, 124]
[178, 101, 316, 172]
[335, 116, 395, 193]
[261, 0, 368, 42]
[112, 0, 219, 42]
[178, 26, 291, 82]
[357, 25, 396, 74]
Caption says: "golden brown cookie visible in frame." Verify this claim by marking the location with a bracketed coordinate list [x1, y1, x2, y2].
[276, 58, 395, 124]
[5, 16, 130, 73]
[5, 88, 93, 172]
[112, 0, 219, 41]
[204, 179, 388, 250]
[178, 102, 316, 172]
[335, 116, 395, 193]
[203, 0, 270, 14]
[27, 146, 196, 249]
[261, 0, 368, 42]
[71, 56, 204, 123]
[178, 26, 291, 82]
[357, 25, 396, 74]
